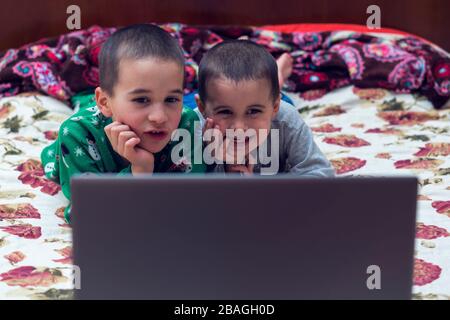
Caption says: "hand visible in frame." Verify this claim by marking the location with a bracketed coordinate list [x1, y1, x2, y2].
[104, 121, 154, 174]
[225, 151, 255, 175]
[203, 117, 251, 165]
[202, 117, 227, 163]
[225, 162, 254, 175]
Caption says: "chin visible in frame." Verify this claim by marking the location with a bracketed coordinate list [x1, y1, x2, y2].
[224, 151, 247, 165]
[140, 141, 168, 154]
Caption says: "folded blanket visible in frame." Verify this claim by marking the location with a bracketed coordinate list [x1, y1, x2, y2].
[0, 23, 449, 108]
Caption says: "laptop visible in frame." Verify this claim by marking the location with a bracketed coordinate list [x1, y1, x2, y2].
[71, 175, 417, 299]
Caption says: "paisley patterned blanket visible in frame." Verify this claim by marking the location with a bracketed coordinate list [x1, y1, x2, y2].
[0, 23, 449, 108]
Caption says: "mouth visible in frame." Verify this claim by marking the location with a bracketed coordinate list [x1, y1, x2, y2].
[230, 136, 251, 145]
[143, 129, 169, 141]
[235, 136, 250, 142]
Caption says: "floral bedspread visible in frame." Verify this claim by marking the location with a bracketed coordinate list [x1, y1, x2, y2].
[0, 85, 449, 299]
[0, 94, 73, 299]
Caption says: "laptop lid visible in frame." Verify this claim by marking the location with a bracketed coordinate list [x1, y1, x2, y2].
[72, 176, 417, 299]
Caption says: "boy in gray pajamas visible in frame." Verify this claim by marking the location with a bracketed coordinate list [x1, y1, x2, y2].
[195, 40, 335, 176]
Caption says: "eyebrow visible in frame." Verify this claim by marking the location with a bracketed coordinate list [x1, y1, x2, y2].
[248, 104, 266, 109]
[213, 104, 266, 111]
[128, 88, 151, 95]
[213, 105, 231, 111]
[127, 88, 183, 95]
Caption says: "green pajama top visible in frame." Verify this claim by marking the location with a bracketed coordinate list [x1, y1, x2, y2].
[41, 92, 205, 223]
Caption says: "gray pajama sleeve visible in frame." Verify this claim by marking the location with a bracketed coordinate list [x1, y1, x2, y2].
[276, 104, 335, 177]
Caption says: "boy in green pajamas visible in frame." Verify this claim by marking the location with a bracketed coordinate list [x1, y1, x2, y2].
[41, 24, 205, 222]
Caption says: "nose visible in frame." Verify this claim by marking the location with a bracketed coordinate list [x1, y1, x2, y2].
[230, 119, 248, 131]
[147, 103, 168, 125]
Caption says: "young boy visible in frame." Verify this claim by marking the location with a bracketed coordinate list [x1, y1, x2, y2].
[41, 24, 205, 222]
[195, 40, 335, 176]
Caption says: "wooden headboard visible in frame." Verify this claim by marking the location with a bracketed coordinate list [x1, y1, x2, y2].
[1, 0, 449, 52]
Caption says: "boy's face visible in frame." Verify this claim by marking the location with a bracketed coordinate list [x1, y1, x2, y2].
[198, 76, 280, 160]
[97, 58, 184, 154]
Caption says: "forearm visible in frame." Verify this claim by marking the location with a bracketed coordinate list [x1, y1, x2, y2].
[131, 164, 154, 175]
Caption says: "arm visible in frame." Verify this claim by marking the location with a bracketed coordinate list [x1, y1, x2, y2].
[41, 121, 132, 223]
[104, 122, 154, 174]
[284, 115, 335, 177]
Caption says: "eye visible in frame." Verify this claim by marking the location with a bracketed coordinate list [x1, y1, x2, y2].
[247, 108, 262, 115]
[165, 96, 180, 104]
[133, 97, 150, 104]
[216, 109, 232, 115]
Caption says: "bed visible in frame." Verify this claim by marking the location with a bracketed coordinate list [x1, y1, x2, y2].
[0, 16, 449, 300]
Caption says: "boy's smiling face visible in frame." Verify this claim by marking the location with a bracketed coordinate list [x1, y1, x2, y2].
[198, 76, 280, 160]
[97, 57, 184, 154]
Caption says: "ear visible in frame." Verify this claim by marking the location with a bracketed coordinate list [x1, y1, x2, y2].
[271, 93, 281, 120]
[195, 94, 206, 116]
[95, 87, 113, 118]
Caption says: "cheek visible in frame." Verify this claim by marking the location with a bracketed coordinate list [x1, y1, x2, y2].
[110, 101, 132, 123]
[260, 120, 274, 143]
[115, 111, 143, 132]
[252, 115, 272, 130]
[257, 128, 270, 142]
[211, 118, 229, 133]
[170, 107, 183, 126]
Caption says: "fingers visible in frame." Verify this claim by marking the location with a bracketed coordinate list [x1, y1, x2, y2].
[104, 122, 132, 152]
[123, 136, 141, 162]
[244, 163, 254, 175]
[203, 118, 226, 161]
[226, 164, 253, 175]
[215, 125, 228, 162]
[104, 121, 154, 173]
[203, 118, 222, 137]
[117, 131, 139, 156]
[110, 124, 132, 150]
[247, 153, 257, 166]
[104, 122, 114, 143]
[226, 165, 244, 173]
[202, 117, 215, 135]
[104, 122, 142, 164]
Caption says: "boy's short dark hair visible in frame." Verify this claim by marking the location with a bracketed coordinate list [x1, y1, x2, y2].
[99, 24, 185, 95]
[198, 40, 279, 103]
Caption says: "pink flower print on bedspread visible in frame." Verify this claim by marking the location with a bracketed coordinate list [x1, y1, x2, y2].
[330, 157, 367, 174]
[414, 143, 450, 157]
[53, 247, 73, 265]
[4, 251, 26, 265]
[377, 111, 440, 126]
[432, 201, 450, 218]
[0, 203, 40, 219]
[323, 135, 370, 147]
[0, 266, 67, 287]
[16, 159, 61, 196]
[416, 223, 450, 240]
[0, 224, 41, 239]
[414, 259, 442, 286]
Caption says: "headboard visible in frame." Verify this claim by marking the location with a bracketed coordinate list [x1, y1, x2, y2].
[1, 0, 449, 52]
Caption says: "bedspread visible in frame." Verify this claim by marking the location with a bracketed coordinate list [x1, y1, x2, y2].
[0, 85, 449, 299]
